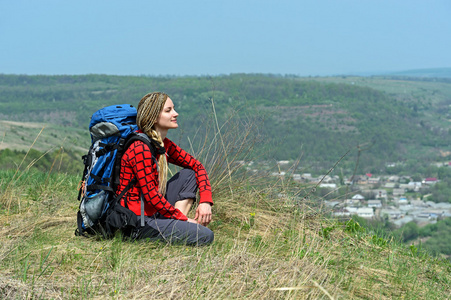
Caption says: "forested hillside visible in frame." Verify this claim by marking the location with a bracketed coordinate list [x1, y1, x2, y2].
[1, 74, 450, 173]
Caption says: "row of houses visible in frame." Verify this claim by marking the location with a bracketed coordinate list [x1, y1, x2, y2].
[282, 172, 440, 192]
[287, 172, 441, 202]
[326, 197, 451, 227]
[343, 175, 439, 186]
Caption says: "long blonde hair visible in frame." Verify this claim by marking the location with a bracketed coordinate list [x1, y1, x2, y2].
[136, 92, 169, 195]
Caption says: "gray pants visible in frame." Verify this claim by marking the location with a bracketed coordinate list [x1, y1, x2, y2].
[134, 169, 214, 246]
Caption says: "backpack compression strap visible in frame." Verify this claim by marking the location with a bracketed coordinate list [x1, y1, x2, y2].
[112, 132, 165, 227]
[77, 154, 90, 201]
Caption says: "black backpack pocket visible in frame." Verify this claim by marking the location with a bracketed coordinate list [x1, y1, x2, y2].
[104, 203, 140, 236]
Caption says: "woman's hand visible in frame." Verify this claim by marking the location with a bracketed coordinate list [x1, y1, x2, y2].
[187, 218, 198, 224]
[194, 203, 212, 226]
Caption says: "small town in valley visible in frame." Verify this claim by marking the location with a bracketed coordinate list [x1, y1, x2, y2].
[247, 160, 451, 228]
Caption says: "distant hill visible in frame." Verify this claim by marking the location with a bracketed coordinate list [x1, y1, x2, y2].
[385, 67, 451, 79]
[1, 74, 450, 174]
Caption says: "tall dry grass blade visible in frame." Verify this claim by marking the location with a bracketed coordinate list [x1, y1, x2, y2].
[186, 101, 259, 196]
[209, 96, 234, 197]
[298, 148, 351, 201]
[54, 136, 68, 173]
[271, 286, 316, 291]
[57, 146, 65, 171]
[0, 131, 5, 149]
[45, 145, 63, 186]
[346, 140, 375, 200]
[4, 126, 46, 217]
[17, 147, 54, 179]
[312, 280, 335, 300]
[9, 126, 46, 183]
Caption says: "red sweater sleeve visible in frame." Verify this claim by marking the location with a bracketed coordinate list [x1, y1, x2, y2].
[164, 138, 213, 205]
[124, 141, 188, 221]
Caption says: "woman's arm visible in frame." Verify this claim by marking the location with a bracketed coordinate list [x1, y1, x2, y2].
[164, 139, 213, 205]
[164, 139, 213, 226]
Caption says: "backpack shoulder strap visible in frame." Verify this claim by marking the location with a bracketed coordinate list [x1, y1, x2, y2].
[111, 132, 166, 227]
[111, 132, 165, 200]
[125, 132, 165, 157]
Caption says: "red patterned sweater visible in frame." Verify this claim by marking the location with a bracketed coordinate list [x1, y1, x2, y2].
[116, 136, 213, 221]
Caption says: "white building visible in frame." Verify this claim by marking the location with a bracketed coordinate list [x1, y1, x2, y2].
[393, 189, 406, 197]
[398, 197, 408, 205]
[372, 189, 388, 199]
[319, 183, 337, 189]
[271, 171, 286, 177]
[345, 199, 360, 206]
[352, 194, 365, 200]
[368, 200, 382, 208]
[292, 174, 302, 181]
[380, 209, 402, 219]
[333, 209, 351, 217]
[357, 207, 374, 218]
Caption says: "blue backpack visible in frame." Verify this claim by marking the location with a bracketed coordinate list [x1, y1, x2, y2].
[76, 104, 160, 238]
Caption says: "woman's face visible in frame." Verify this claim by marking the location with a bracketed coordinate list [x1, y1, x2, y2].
[154, 97, 179, 131]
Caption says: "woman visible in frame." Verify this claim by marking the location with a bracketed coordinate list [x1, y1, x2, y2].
[116, 92, 214, 245]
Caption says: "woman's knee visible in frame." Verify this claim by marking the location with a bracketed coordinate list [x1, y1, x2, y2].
[206, 229, 214, 244]
[197, 227, 214, 246]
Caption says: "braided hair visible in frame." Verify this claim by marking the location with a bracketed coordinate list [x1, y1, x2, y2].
[136, 92, 169, 195]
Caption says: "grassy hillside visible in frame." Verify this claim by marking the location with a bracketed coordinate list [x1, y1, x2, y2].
[0, 120, 88, 152]
[1, 169, 450, 299]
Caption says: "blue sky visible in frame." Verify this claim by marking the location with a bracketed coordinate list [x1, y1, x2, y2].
[1, 0, 450, 76]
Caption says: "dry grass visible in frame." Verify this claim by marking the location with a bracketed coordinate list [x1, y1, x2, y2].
[1, 172, 450, 299]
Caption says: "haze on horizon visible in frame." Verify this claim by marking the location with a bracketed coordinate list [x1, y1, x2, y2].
[1, 0, 450, 77]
